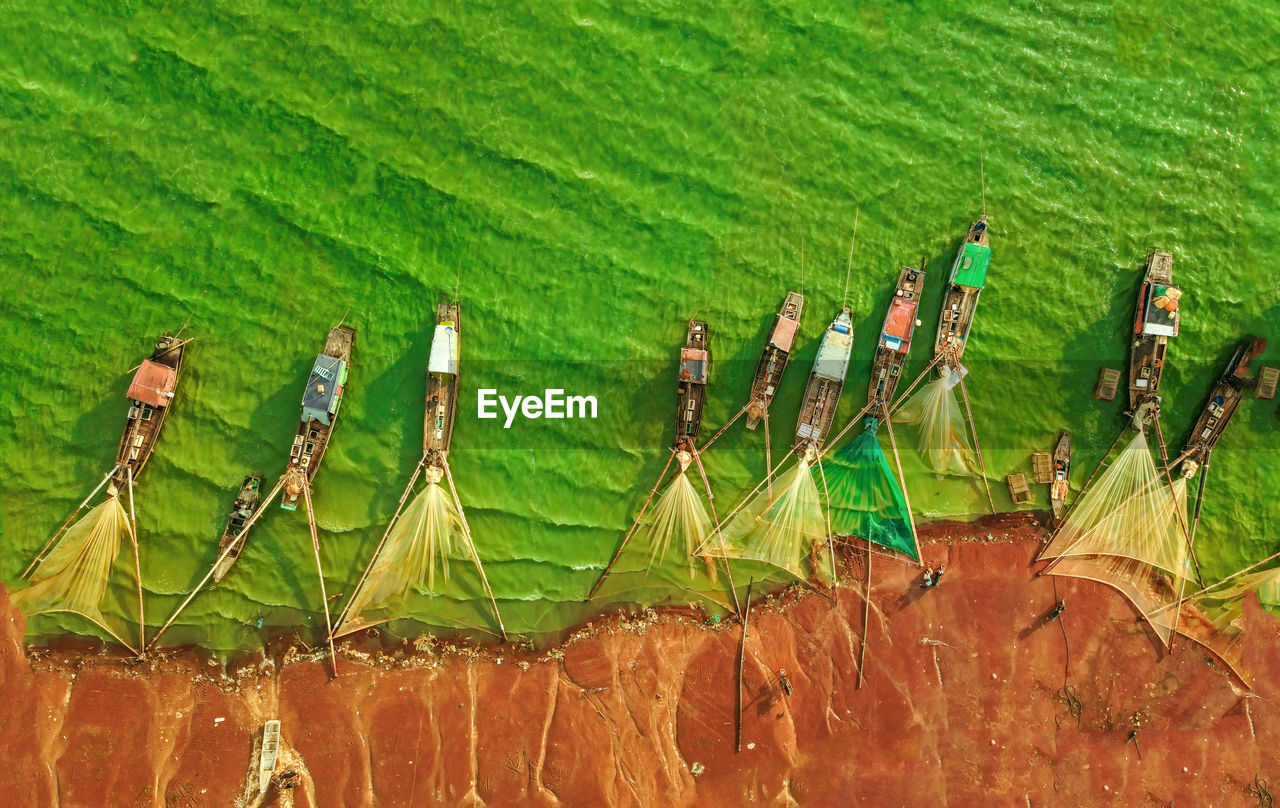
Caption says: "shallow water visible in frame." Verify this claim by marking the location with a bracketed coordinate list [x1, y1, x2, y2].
[2, 1, 1279, 651]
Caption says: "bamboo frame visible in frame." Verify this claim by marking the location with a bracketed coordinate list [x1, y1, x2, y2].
[125, 468, 145, 652]
[441, 456, 507, 641]
[689, 446, 742, 615]
[23, 465, 120, 578]
[588, 448, 679, 599]
[301, 482, 339, 677]
[956, 372, 996, 514]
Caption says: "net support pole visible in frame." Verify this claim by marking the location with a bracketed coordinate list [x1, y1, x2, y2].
[814, 455, 838, 592]
[23, 464, 120, 579]
[126, 467, 146, 653]
[147, 477, 285, 652]
[1189, 452, 1210, 545]
[735, 579, 754, 754]
[301, 482, 339, 678]
[699, 405, 748, 453]
[333, 458, 427, 633]
[882, 402, 922, 561]
[441, 456, 507, 641]
[763, 411, 774, 502]
[957, 372, 996, 514]
[857, 541, 872, 689]
[1153, 419, 1204, 587]
[690, 446, 741, 616]
[588, 448, 678, 599]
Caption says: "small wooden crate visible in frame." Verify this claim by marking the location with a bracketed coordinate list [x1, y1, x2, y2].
[1031, 452, 1053, 484]
[1258, 367, 1279, 400]
[1006, 472, 1032, 505]
[1095, 368, 1121, 401]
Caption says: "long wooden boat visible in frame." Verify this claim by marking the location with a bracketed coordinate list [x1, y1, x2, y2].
[213, 473, 264, 582]
[868, 262, 926, 408]
[1177, 337, 1265, 473]
[933, 216, 990, 366]
[795, 307, 853, 451]
[745, 292, 804, 429]
[282, 324, 356, 510]
[675, 320, 710, 448]
[1049, 431, 1071, 523]
[1128, 251, 1179, 413]
[425, 301, 460, 467]
[259, 719, 281, 793]
[114, 333, 187, 487]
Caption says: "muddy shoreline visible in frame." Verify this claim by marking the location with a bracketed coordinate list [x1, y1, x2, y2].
[7, 514, 1280, 806]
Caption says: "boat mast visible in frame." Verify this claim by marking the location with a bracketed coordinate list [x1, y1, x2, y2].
[844, 209, 859, 311]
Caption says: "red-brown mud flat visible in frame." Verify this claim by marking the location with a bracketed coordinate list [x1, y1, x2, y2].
[4, 515, 1279, 807]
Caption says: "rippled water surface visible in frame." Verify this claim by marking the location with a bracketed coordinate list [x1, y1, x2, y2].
[3, 1, 1279, 651]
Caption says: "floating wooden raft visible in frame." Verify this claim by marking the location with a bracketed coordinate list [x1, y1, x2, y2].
[1095, 367, 1121, 401]
[1006, 472, 1032, 505]
[1258, 367, 1279, 400]
[1031, 452, 1053, 484]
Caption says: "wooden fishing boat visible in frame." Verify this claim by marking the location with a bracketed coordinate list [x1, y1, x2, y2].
[425, 301, 460, 465]
[1128, 251, 1179, 413]
[795, 308, 853, 451]
[869, 262, 926, 408]
[1177, 337, 1265, 472]
[114, 333, 187, 487]
[212, 473, 264, 583]
[933, 216, 990, 366]
[282, 324, 356, 510]
[1050, 431, 1071, 522]
[259, 719, 281, 793]
[675, 320, 709, 448]
[745, 292, 804, 429]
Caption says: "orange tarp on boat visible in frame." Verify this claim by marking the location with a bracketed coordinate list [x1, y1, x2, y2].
[127, 360, 176, 407]
[883, 299, 918, 344]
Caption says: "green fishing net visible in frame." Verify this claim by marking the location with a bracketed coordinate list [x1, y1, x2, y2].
[820, 423, 918, 559]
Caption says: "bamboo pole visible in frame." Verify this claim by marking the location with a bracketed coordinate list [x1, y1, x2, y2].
[956, 372, 996, 514]
[857, 542, 872, 689]
[126, 468, 145, 652]
[881, 403, 922, 561]
[763, 411, 773, 502]
[1153, 419, 1203, 586]
[441, 456, 507, 641]
[1189, 455, 1209, 544]
[588, 448, 679, 599]
[699, 405, 748, 453]
[147, 477, 285, 651]
[23, 465, 120, 578]
[735, 579, 754, 753]
[886, 354, 945, 418]
[689, 446, 741, 615]
[301, 482, 339, 678]
[815, 455, 838, 591]
[333, 458, 427, 633]
[817, 401, 878, 464]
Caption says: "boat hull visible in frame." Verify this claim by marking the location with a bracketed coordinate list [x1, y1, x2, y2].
[113, 334, 185, 487]
[933, 217, 989, 367]
[282, 324, 356, 510]
[425, 301, 461, 464]
[675, 320, 709, 446]
[746, 292, 803, 429]
[869, 265, 924, 409]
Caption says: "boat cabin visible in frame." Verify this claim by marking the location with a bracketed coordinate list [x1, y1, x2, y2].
[127, 360, 177, 409]
[813, 311, 853, 382]
[429, 323, 458, 376]
[302, 354, 347, 425]
[950, 242, 991, 291]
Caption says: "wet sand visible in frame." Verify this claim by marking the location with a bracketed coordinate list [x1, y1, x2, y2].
[5, 516, 1279, 806]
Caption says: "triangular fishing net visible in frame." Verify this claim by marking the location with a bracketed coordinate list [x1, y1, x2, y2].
[713, 456, 830, 581]
[820, 424, 918, 559]
[636, 467, 715, 575]
[892, 366, 975, 476]
[13, 494, 137, 648]
[337, 480, 485, 637]
[1172, 567, 1280, 682]
[1044, 432, 1194, 645]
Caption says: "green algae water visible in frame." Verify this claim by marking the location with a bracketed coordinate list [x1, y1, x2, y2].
[3, 1, 1279, 652]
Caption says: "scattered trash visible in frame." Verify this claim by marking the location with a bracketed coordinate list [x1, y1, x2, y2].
[690, 762, 706, 777]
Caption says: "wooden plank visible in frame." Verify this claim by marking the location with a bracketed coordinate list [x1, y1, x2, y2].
[1095, 367, 1121, 401]
[1031, 452, 1053, 484]
[1257, 367, 1279, 400]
